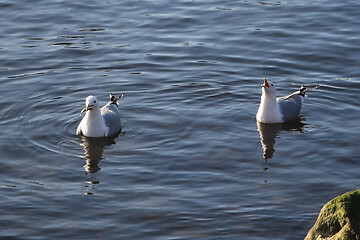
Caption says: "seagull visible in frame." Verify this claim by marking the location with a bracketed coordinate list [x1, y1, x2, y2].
[76, 93, 124, 137]
[256, 78, 319, 123]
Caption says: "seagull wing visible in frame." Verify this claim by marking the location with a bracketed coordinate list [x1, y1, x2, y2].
[277, 94, 303, 122]
[100, 104, 122, 137]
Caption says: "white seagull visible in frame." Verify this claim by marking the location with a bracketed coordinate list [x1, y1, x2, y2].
[76, 93, 124, 137]
[256, 78, 318, 123]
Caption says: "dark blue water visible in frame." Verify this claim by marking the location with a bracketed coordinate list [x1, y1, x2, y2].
[0, 0, 359, 239]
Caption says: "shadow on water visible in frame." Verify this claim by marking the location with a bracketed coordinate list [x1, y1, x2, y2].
[257, 118, 306, 160]
[79, 135, 117, 173]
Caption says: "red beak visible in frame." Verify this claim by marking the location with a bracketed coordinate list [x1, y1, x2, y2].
[261, 78, 270, 88]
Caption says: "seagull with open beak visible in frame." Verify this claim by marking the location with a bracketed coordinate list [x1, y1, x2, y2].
[256, 78, 319, 123]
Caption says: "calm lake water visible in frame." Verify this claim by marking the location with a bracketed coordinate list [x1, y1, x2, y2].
[0, 0, 359, 239]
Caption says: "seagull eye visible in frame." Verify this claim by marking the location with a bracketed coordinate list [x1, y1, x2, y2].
[94, 100, 96, 103]
[271, 84, 274, 86]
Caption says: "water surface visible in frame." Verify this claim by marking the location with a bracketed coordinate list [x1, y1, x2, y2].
[0, 0, 359, 239]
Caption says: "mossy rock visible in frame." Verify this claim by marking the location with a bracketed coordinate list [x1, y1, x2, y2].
[305, 189, 360, 240]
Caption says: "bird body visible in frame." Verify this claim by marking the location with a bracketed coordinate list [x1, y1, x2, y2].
[76, 94, 123, 137]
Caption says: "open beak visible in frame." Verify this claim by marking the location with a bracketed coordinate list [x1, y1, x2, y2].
[261, 78, 270, 88]
[80, 105, 93, 114]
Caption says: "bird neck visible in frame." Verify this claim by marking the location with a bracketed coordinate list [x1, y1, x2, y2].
[262, 88, 276, 98]
[85, 108, 107, 129]
[87, 106, 102, 116]
[262, 90, 277, 105]
[257, 90, 282, 123]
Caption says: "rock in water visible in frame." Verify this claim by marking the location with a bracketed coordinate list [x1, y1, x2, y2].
[305, 189, 360, 240]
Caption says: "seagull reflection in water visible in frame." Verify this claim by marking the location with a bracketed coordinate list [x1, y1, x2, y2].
[257, 118, 306, 160]
[79, 136, 116, 173]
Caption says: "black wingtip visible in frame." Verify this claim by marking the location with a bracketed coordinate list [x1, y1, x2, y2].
[109, 93, 125, 107]
[299, 85, 306, 96]
[299, 84, 320, 96]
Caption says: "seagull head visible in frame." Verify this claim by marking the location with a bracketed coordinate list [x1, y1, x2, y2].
[80, 95, 99, 114]
[261, 78, 276, 95]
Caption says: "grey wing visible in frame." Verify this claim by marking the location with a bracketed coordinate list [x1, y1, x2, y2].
[101, 104, 122, 136]
[277, 95, 303, 122]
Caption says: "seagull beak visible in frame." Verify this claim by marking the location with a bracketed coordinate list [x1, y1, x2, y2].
[80, 105, 93, 114]
[261, 78, 270, 88]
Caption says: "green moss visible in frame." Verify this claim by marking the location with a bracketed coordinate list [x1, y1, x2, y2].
[305, 189, 360, 240]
